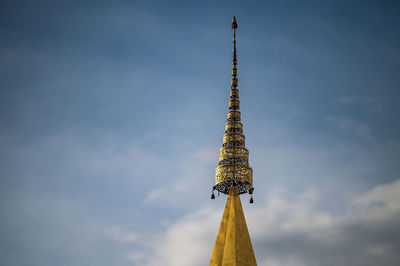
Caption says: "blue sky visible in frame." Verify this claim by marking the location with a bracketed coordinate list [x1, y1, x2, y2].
[1, 0, 400, 265]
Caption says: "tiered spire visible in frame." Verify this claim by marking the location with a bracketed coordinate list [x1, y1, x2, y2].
[212, 16, 254, 199]
[209, 16, 257, 266]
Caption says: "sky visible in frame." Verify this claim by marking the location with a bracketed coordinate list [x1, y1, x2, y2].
[1, 0, 400, 265]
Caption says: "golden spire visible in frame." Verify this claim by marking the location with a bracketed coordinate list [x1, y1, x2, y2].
[209, 187, 257, 266]
[209, 16, 257, 266]
[212, 16, 254, 200]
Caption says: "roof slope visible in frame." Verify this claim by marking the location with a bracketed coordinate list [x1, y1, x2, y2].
[209, 187, 257, 266]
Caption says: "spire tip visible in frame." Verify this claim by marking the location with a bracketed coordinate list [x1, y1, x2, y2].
[232, 16, 237, 29]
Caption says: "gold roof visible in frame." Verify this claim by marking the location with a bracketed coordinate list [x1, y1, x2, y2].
[209, 187, 257, 266]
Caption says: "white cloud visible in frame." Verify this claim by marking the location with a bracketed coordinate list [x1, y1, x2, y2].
[353, 180, 400, 210]
[105, 226, 139, 244]
[144, 208, 220, 266]
[127, 180, 400, 266]
[351, 180, 400, 223]
[128, 251, 146, 263]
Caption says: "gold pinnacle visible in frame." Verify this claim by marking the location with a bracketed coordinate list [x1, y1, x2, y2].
[209, 187, 257, 265]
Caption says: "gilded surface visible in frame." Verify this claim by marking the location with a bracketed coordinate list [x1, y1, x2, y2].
[230, 88, 239, 94]
[231, 78, 238, 86]
[225, 122, 243, 131]
[215, 165, 253, 185]
[230, 88, 239, 96]
[227, 111, 241, 120]
[209, 187, 257, 266]
[219, 147, 249, 161]
[214, 15, 253, 195]
[223, 133, 245, 143]
[229, 100, 240, 108]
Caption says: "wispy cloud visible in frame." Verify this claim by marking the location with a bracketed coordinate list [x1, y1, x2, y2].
[326, 116, 374, 142]
[143, 146, 216, 207]
[105, 226, 139, 244]
[332, 96, 384, 114]
[144, 187, 168, 202]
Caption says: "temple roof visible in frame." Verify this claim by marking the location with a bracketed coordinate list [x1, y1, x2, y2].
[209, 187, 257, 266]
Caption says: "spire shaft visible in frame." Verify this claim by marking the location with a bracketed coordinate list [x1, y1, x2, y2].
[232, 16, 238, 80]
[232, 16, 237, 77]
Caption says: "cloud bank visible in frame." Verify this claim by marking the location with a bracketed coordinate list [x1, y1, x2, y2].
[118, 180, 400, 266]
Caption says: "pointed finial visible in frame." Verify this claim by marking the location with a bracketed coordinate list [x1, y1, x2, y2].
[232, 16, 237, 29]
